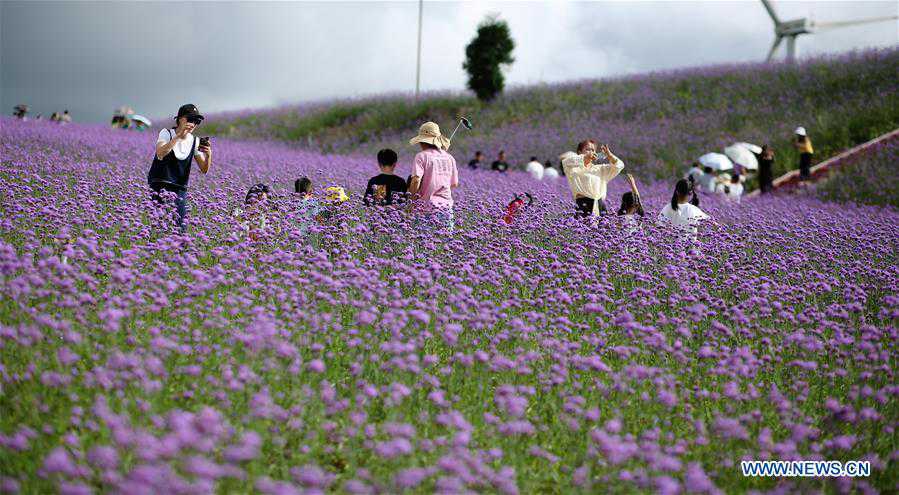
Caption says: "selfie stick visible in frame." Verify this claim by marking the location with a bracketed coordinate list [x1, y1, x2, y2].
[447, 117, 473, 145]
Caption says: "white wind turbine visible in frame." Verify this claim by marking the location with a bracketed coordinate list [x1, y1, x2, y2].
[761, 0, 898, 63]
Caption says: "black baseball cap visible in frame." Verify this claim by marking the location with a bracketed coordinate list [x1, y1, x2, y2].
[175, 104, 204, 122]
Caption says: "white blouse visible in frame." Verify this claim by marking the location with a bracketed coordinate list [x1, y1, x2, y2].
[657, 202, 709, 236]
[562, 152, 625, 215]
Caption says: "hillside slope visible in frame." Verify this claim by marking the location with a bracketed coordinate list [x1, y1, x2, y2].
[203, 49, 899, 183]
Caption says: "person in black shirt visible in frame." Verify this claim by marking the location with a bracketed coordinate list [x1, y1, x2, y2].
[147, 103, 212, 231]
[364, 148, 408, 206]
[757, 144, 775, 194]
[468, 151, 483, 170]
[491, 150, 510, 172]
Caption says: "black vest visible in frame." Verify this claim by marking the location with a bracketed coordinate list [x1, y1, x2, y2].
[148, 129, 196, 190]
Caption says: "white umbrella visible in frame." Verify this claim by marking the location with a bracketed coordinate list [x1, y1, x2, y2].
[698, 152, 733, 171]
[734, 142, 762, 154]
[724, 144, 758, 170]
[131, 114, 152, 127]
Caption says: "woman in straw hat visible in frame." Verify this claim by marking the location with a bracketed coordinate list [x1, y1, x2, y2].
[407, 122, 459, 231]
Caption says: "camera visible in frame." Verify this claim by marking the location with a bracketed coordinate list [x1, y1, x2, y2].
[199, 137, 210, 147]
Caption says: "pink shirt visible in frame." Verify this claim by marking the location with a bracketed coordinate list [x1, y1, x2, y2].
[412, 148, 458, 208]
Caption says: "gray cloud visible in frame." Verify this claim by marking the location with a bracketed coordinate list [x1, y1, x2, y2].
[2, 1, 896, 123]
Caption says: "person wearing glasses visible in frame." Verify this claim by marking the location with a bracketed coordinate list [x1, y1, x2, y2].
[147, 103, 212, 231]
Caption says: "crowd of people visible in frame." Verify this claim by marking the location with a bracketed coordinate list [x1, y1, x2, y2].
[468, 150, 562, 181]
[146, 103, 816, 240]
[12, 104, 71, 123]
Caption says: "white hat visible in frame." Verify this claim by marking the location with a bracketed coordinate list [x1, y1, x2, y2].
[794, 126, 807, 136]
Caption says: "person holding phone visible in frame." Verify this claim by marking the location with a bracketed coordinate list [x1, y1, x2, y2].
[147, 103, 212, 231]
[561, 140, 624, 217]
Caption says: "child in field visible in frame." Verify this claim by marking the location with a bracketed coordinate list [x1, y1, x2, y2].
[295, 177, 325, 233]
[658, 178, 708, 239]
[364, 149, 408, 206]
[233, 183, 270, 240]
[618, 174, 645, 234]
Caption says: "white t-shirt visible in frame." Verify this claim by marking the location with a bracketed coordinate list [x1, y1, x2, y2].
[156, 128, 205, 161]
[525, 161, 544, 180]
[716, 182, 743, 203]
[657, 202, 709, 235]
[543, 167, 560, 180]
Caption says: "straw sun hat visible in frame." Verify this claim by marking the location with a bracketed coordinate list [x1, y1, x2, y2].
[409, 122, 450, 150]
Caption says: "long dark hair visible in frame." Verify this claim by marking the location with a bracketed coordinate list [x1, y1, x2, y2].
[618, 192, 643, 216]
[671, 178, 699, 211]
[245, 183, 270, 204]
[295, 177, 312, 195]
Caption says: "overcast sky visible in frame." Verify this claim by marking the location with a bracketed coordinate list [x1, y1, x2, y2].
[2, 1, 896, 123]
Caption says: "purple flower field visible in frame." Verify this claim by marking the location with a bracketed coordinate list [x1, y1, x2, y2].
[1, 117, 898, 494]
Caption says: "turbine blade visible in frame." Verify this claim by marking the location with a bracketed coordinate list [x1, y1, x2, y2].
[811, 15, 898, 31]
[760, 0, 781, 24]
[767, 36, 784, 62]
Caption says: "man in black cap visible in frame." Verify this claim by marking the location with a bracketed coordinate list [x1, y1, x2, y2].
[147, 104, 212, 231]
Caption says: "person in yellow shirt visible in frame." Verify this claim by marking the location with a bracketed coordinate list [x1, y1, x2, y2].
[794, 126, 814, 181]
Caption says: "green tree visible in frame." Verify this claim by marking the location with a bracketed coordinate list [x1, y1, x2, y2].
[463, 15, 515, 102]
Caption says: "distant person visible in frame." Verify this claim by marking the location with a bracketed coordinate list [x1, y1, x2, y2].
[794, 126, 813, 181]
[617, 191, 644, 234]
[757, 144, 775, 194]
[716, 173, 744, 203]
[685, 162, 703, 183]
[561, 140, 624, 217]
[408, 122, 459, 231]
[234, 183, 270, 240]
[658, 178, 708, 237]
[491, 151, 510, 173]
[12, 104, 28, 119]
[295, 177, 324, 232]
[147, 103, 212, 232]
[50, 112, 60, 122]
[525, 156, 544, 180]
[543, 160, 560, 180]
[364, 148, 408, 206]
[468, 151, 484, 170]
[698, 166, 717, 193]
[617, 191, 644, 217]
[60, 110, 72, 124]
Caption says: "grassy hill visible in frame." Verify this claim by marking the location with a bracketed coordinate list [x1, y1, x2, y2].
[203, 49, 899, 184]
[813, 133, 898, 209]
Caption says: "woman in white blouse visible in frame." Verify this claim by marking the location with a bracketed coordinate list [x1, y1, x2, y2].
[561, 140, 624, 217]
[658, 178, 709, 238]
